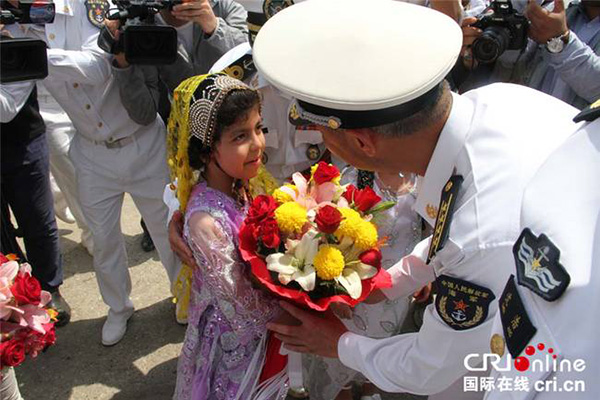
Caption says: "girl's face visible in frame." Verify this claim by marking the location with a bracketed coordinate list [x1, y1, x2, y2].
[212, 105, 265, 181]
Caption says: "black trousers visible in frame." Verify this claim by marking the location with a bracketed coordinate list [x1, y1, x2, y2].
[1, 134, 63, 291]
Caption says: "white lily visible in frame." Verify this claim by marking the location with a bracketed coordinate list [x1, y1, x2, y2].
[335, 261, 378, 299]
[266, 230, 319, 291]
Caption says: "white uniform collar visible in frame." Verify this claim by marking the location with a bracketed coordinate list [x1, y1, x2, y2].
[413, 92, 474, 226]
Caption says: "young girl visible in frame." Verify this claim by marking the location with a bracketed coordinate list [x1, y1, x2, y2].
[169, 73, 285, 400]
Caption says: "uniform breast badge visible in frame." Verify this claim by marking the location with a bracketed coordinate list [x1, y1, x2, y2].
[427, 175, 463, 263]
[435, 275, 495, 331]
[305, 144, 321, 162]
[85, 0, 109, 28]
[513, 228, 570, 302]
[499, 275, 537, 358]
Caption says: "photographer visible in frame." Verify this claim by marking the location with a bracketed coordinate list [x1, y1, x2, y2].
[13, 0, 179, 346]
[459, 0, 600, 109]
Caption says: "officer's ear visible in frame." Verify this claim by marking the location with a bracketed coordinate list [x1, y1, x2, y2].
[346, 128, 378, 158]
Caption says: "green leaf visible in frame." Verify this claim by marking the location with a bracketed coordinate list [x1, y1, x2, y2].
[367, 201, 395, 215]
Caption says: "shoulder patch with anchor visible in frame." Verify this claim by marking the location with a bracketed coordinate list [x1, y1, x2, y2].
[435, 275, 495, 331]
[85, 0, 109, 29]
[573, 98, 600, 123]
[427, 174, 463, 263]
[221, 53, 257, 83]
[499, 275, 537, 358]
[263, 0, 295, 19]
[513, 228, 570, 302]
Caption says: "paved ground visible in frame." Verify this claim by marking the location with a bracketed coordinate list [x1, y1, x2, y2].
[14, 195, 427, 400]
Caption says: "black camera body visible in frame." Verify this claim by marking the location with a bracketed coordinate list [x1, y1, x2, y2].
[471, 0, 529, 64]
[0, 0, 54, 83]
[98, 0, 181, 65]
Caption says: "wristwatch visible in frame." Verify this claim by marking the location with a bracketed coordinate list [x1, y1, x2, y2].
[546, 31, 570, 54]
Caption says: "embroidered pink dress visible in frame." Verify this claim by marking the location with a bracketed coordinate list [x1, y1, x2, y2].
[174, 183, 281, 400]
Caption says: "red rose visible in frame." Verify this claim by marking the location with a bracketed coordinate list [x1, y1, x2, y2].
[42, 324, 56, 347]
[342, 184, 358, 203]
[0, 253, 8, 264]
[247, 195, 278, 225]
[0, 339, 26, 367]
[315, 205, 343, 234]
[10, 272, 41, 305]
[359, 249, 382, 269]
[313, 162, 340, 185]
[354, 186, 381, 212]
[258, 218, 281, 249]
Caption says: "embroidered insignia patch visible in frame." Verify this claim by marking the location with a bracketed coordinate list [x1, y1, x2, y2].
[263, 0, 295, 19]
[305, 144, 321, 161]
[427, 175, 463, 263]
[513, 228, 570, 302]
[435, 275, 495, 331]
[85, 0, 109, 29]
[573, 98, 600, 123]
[499, 275, 537, 358]
[221, 53, 257, 83]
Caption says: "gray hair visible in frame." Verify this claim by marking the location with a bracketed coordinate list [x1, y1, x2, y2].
[370, 80, 451, 137]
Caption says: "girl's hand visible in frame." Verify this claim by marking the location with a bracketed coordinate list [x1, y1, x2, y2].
[169, 210, 198, 268]
[172, 0, 217, 36]
[330, 303, 353, 320]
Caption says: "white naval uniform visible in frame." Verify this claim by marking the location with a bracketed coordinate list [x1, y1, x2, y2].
[18, 0, 179, 317]
[484, 117, 600, 399]
[336, 84, 580, 395]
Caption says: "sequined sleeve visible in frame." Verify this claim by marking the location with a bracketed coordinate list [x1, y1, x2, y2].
[185, 211, 280, 337]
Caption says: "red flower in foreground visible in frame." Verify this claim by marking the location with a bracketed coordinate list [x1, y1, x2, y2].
[11, 272, 42, 305]
[315, 205, 343, 234]
[359, 249, 382, 269]
[343, 185, 381, 213]
[0, 253, 9, 264]
[313, 162, 340, 185]
[247, 195, 277, 225]
[258, 218, 281, 249]
[0, 339, 26, 367]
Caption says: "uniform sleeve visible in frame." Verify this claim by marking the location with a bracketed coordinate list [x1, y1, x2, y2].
[113, 64, 161, 126]
[542, 30, 600, 104]
[337, 244, 509, 395]
[44, 11, 111, 85]
[157, 45, 195, 93]
[381, 237, 436, 300]
[203, 0, 248, 54]
[0, 81, 35, 123]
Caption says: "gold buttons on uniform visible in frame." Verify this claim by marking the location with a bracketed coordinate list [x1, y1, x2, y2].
[49, 33, 55, 40]
[426, 204, 438, 219]
[73, 83, 79, 88]
[327, 118, 340, 129]
[85, 104, 91, 110]
[490, 334, 505, 357]
[63, 5, 70, 13]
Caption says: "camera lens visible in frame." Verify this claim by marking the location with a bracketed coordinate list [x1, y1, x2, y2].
[0, 38, 48, 83]
[472, 26, 510, 64]
[123, 25, 178, 65]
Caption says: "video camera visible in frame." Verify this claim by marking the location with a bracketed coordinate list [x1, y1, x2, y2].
[0, 0, 54, 83]
[98, 0, 182, 65]
[471, 0, 529, 64]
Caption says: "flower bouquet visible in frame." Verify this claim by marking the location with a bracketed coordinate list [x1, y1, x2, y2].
[239, 162, 393, 311]
[0, 253, 56, 376]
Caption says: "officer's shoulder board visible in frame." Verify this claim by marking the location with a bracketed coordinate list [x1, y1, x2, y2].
[220, 52, 257, 83]
[427, 174, 463, 264]
[85, 0, 109, 28]
[573, 98, 600, 123]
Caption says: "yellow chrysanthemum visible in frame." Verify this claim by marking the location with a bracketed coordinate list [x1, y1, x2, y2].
[275, 202, 308, 234]
[336, 208, 378, 251]
[314, 245, 345, 280]
[272, 184, 297, 204]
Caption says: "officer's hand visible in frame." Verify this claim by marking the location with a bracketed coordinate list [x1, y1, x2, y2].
[363, 288, 387, 304]
[104, 19, 129, 68]
[413, 283, 432, 303]
[461, 16, 482, 70]
[527, 0, 568, 44]
[169, 210, 198, 268]
[172, 0, 217, 36]
[267, 301, 348, 358]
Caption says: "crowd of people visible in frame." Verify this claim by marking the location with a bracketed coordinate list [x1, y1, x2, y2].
[1, 0, 598, 399]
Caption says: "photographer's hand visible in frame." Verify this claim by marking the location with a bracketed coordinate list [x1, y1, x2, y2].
[527, 0, 569, 44]
[104, 19, 129, 68]
[461, 16, 482, 70]
[172, 0, 217, 36]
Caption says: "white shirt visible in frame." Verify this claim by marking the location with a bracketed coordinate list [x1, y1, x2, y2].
[484, 117, 600, 400]
[16, 0, 163, 143]
[0, 81, 35, 123]
[337, 84, 580, 395]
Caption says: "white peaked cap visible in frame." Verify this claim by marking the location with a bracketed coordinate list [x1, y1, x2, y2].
[252, 0, 462, 128]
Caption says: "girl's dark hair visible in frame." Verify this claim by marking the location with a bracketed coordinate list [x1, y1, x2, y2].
[188, 88, 261, 171]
